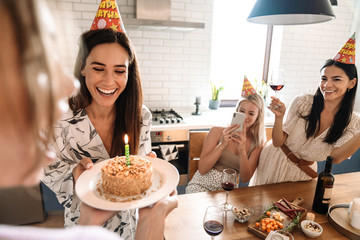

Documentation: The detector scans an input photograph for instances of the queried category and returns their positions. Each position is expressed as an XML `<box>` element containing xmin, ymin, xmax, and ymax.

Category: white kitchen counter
<box><xmin>151</xmin><ymin>107</ymin><xmax>274</xmax><ymax>132</ymax></box>
<box><xmin>151</xmin><ymin>109</ymin><xmax>359</xmax><ymax>132</ymax></box>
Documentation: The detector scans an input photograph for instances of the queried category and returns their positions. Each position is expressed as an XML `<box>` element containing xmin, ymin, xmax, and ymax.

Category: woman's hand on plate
<box><xmin>72</xmin><ymin>157</ymin><xmax>93</xmax><ymax>183</ymax></box>
<box><xmin>146</xmin><ymin>151</ymin><xmax>157</xmax><ymax>158</ymax></box>
<box><xmin>136</xmin><ymin>189</ymin><xmax>178</xmax><ymax>239</ymax></box>
<box><xmin>78</xmin><ymin>202</ymin><xmax>118</xmax><ymax>226</ymax></box>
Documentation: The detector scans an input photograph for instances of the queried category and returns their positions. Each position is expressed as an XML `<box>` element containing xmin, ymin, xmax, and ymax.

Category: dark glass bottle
<box><xmin>312</xmin><ymin>156</ymin><xmax>334</xmax><ymax>214</ymax></box>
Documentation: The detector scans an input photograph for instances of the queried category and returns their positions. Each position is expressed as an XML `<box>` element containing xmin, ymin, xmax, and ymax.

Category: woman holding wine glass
<box><xmin>250</xmin><ymin>35</ymin><xmax>360</xmax><ymax>186</ymax></box>
<box><xmin>203</xmin><ymin>206</ymin><xmax>224</xmax><ymax>239</ymax></box>
<box><xmin>186</xmin><ymin>93</ymin><xmax>265</xmax><ymax>194</ymax></box>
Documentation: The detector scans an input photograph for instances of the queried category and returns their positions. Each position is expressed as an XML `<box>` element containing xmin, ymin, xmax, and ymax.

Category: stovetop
<box><xmin>151</xmin><ymin>109</ymin><xmax>183</xmax><ymax>124</ymax></box>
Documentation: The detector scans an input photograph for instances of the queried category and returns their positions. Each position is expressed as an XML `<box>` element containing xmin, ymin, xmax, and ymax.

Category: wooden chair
<box><xmin>188</xmin><ymin>131</ymin><xmax>208</xmax><ymax>183</ymax></box>
<box><xmin>265</xmin><ymin>127</ymin><xmax>273</xmax><ymax>143</ymax></box>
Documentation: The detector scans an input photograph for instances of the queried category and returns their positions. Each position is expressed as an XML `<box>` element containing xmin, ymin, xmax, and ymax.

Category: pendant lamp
<box><xmin>248</xmin><ymin>0</ymin><xmax>335</xmax><ymax>25</ymax></box>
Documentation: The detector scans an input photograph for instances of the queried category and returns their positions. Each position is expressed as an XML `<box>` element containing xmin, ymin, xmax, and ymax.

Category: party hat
<box><xmin>90</xmin><ymin>0</ymin><xmax>126</xmax><ymax>33</ymax></box>
<box><xmin>241</xmin><ymin>75</ymin><xmax>256</xmax><ymax>97</ymax></box>
<box><xmin>333</xmin><ymin>33</ymin><xmax>355</xmax><ymax>64</ymax></box>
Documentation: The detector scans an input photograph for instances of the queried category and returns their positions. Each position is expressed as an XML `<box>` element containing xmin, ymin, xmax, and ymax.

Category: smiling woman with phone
<box><xmin>186</xmin><ymin>93</ymin><xmax>265</xmax><ymax>194</ymax></box>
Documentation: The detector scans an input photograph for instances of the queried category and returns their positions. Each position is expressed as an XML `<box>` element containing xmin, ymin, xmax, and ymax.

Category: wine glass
<box><xmin>221</xmin><ymin>168</ymin><xmax>237</xmax><ymax>211</ymax></box>
<box><xmin>269</xmin><ymin>69</ymin><xmax>285</xmax><ymax>98</ymax></box>
<box><xmin>203</xmin><ymin>206</ymin><xmax>224</xmax><ymax>240</ymax></box>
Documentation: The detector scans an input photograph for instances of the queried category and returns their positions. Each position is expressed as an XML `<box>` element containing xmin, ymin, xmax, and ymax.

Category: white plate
<box><xmin>75</xmin><ymin>156</ymin><xmax>179</xmax><ymax>211</ymax></box>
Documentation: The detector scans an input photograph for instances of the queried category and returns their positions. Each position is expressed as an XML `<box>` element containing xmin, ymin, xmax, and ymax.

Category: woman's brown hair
<box><xmin>70</xmin><ymin>29</ymin><xmax>143</xmax><ymax>157</ymax></box>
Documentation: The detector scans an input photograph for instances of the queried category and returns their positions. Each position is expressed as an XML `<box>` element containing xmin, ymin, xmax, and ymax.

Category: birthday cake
<box><xmin>101</xmin><ymin>155</ymin><xmax>153</xmax><ymax>197</ymax></box>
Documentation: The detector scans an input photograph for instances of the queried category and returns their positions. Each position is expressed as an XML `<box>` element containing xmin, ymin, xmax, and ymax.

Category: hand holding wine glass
<box><xmin>203</xmin><ymin>206</ymin><xmax>224</xmax><ymax>240</ymax></box>
<box><xmin>221</xmin><ymin>168</ymin><xmax>237</xmax><ymax>211</ymax></box>
<box><xmin>268</xmin><ymin>96</ymin><xmax>286</xmax><ymax>117</ymax></box>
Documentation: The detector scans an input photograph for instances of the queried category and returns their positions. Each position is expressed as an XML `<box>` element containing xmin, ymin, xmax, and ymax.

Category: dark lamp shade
<box><xmin>248</xmin><ymin>0</ymin><xmax>335</xmax><ymax>25</ymax></box>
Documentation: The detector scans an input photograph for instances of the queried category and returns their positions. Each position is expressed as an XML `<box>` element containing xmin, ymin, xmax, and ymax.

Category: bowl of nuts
<box><xmin>300</xmin><ymin>220</ymin><xmax>323</xmax><ymax>238</ymax></box>
<box><xmin>232</xmin><ymin>206</ymin><xmax>254</xmax><ymax>223</ymax></box>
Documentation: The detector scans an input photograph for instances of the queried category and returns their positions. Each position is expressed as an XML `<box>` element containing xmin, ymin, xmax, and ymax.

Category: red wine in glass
<box><xmin>270</xmin><ymin>70</ymin><xmax>285</xmax><ymax>98</ymax></box>
<box><xmin>270</xmin><ymin>84</ymin><xmax>284</xmax><ymax>92</ymax></box>
<box><xmin>221</xmin><ymin>168</ymin><xmax>237</xmax><ymax>211</ymax></box>
<box><xmin>221</xmin><ymin>182</ymin><xmax>235</xmax><ymax>191</ymax></box>
<box><xmin>203</xmin><ymin>206</ymin><xmax>224</xmax><ymax>240</ymax></box>
<box><xmin>204</xmin><ymin>220</ymin><xmax>224</xmax><ymax>236</ymax></box>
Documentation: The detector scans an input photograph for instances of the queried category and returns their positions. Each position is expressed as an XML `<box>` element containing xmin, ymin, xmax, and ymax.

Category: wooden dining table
<box><xmin>165</xmin><ymin>172</ymin><xmax>360</xmax><ymax>240</ymax></box>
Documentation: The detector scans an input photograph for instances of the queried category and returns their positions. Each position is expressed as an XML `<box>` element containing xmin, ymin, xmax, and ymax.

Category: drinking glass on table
<box><xmin>221</xmin><ymin>168</ymin><xmax>237</xmax><ymax>211</ymax></box>
<box><xmin>203</xmin><ymin>206</ymin><xmax>224</xmax><ymax>240</ymax></box>
<box><xmin>269</xmin><ymin>69</ymin><xmax>285</xmax><ymax>98</ymax></box>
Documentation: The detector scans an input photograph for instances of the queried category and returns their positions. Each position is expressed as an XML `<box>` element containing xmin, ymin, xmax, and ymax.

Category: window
<box><xmin>210</xmin><ymin>0</ymin><xmax>268</xmax><ymax>99</ymax></box>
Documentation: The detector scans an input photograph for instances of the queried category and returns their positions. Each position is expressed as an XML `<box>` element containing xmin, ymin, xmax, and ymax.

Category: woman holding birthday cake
<box><xmin>42</xmin><ymin>1</ymin><xmax>177</xmax><ymax>239</ymax></box>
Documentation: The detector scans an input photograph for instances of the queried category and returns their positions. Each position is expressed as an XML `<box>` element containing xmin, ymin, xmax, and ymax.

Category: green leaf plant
<box><xmin>210</xmin><ymin>81</ymin><xmax>224</xmax><ymax>101</ymax></box>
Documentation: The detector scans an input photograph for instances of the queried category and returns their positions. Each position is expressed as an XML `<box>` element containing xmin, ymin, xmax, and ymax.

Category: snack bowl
<box><xmin>265</xmin><ymin>230</ymin><xmax>294</xmax><ymax>240</ymax></box>
<box><xmin>301</xmin><ymin>220</ymin><xmax>323</xmax><ymax>238</ymax></box>
<box><xmin>231</xmin><ymin>206</ymin><xmax>254</xmax><ymax>223</ymax></box>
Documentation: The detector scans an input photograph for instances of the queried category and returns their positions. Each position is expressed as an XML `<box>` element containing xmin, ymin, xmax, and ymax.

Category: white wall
<box><xmin>48</xmin><ymin>0</ymin><xmax>214</xmax><ymax>110</ymax></box>
<box><xmin>49</xmin><ymin>0</ymin><xmax>358</xmax><ymax>111</ymax></box>
<box><xmin>272</xmin><ymin>1</ymin><xmax>358</xmax><ymax>109</ymax></box>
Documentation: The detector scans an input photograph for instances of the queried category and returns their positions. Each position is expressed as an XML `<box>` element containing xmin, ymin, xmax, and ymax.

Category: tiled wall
<box><xmin>274</xmin><ymin>1</ymin><xmax>358</xmax><ymax>110</ymax></box>
<box><xmin>49</xmin><ymin>0</ymin><xmax>214</xmax><ymax>110</ymax></box>
<box><xmin>49</xmin><ymin>0</ymin><xmax>359</xmax><ymax>111</ymax></box>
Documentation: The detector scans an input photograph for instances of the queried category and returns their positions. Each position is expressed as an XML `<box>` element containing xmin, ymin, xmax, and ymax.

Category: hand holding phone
<box><xmin>230</xmin><ymin>112</ymin><xmax>246</xmax><ymax>132</ymax></box>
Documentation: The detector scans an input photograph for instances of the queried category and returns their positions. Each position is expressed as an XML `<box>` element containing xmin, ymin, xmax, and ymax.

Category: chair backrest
<box><xmin>265</xmin><ymin>127</ymin><xmax>272</xmax><ymax>143</ymax></box>
<box><xmin>188</xmin><ymin>131</ymin><xmax>208</xmax><ymax>182</ymax></box>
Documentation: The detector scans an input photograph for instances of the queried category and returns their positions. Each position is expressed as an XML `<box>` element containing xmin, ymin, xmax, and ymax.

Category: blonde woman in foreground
<box><xmin>0</xmin><ymin>0</ymin><xmax>177</xmax><ymax>239</ymax></box>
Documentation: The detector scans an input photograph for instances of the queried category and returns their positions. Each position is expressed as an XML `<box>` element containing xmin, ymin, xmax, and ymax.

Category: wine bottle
<box><xmin>312</xmin><ymin>156</ymin><xmax>335</xmax><ymax>214</ymax></box>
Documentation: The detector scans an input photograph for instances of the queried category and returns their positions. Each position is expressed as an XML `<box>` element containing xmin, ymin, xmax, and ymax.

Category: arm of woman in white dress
<box><xmin>330</xmin><ymin>132</ymin><xmax>360</xmax><ymax>164</ymax></box>
<box><xmin>268</xmin><ymin>96</ymin><xmax>288</xmax><ymax>147</ymax></box>
<box><xmin>231</xmin><ymin>123</ymin><xmax>263</xmax><ymax>182</ymax></box>
<box><xmin>198</xmin><ymin>125</ymin><xmax>238</xmax><ymax>175</ymax></box>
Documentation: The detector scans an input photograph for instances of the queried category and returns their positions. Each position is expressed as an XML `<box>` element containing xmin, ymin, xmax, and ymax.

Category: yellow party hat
<box><xmin>241</xmin><ymin>75</ymin><xmax>256</xmax><ymax>97</ymax></box>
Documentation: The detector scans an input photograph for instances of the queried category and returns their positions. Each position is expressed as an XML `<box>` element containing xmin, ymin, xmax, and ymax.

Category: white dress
<box><xmin>42</xmin><ymin>106</ymin><xmax>152</xmax><ymax>240</ymax></box>
<box><xmin>250</xmin><ymin>94</ymin><xmax>360</xmax><ymax>186</ymax></box>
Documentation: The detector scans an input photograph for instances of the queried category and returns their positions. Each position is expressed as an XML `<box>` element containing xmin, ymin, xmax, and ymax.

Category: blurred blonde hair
<box><xmin>0</xmin><ymin>0</ymin><xmax>57</xmax><ymax>172</ymax></box>
<box><xmin>236</xmin><ymin>94</ymin><xmax>265</xmax><ymax>147</ymax></box>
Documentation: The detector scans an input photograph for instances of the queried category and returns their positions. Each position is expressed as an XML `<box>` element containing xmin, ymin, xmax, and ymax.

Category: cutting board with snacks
<box><xmin>247</xmin><ymin>197</ymin><xmax>307</xmax><ymax>239</ymax></box>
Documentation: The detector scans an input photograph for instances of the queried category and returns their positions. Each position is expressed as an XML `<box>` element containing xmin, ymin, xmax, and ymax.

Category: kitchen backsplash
<box><xmin>49</xmin><ymin>0</ymin><xmax>214</xmax><ymax>110</ymax></box>
<box><xmin>49</xmin><ymin>0</ymin><xmax>359</xmax><ymax>112</ymax></box>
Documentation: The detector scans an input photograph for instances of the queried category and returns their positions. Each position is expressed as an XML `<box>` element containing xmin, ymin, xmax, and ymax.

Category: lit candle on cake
<box><xmin>124</xmin><ymin>134</ymin><xmax>130</xmax><ymax>166</ymax></box>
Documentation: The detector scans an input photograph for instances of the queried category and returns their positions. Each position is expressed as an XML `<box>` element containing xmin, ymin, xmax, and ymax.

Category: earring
<box><xmin>347</xmin><ymin>88</ymin><xmax>350</xmax><ymax>92</ymax></box>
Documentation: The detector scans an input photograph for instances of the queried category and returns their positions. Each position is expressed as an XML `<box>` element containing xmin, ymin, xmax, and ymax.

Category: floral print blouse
<box><xmin>42</xmin><ymin>105</ymin><xmax>152</xmax><ymax>240</ymax></box>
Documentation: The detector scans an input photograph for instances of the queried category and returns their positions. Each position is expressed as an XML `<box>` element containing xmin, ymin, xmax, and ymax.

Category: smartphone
<box><xmin>230</xmin><ymin>112</ymin><xmax>246</xmax><ymax>132</ymax></box>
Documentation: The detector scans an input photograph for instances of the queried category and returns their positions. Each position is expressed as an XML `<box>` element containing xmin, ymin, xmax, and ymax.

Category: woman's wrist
<box><xmin>217</xmin><ymin>142</ymin><xmax>227</xmax><ymax>150</ymax></box>
<box><xmin>237</xmin><ymin>150</ymin><xmax>247</xmax><ymax>159</ymax></box>
<box><xmin>274</xmin><ymin>115</ymin><xmax>284</xmax><ymax>122</ymax></box>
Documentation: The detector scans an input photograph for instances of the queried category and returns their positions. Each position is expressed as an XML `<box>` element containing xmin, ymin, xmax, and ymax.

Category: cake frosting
<box><xmin>101</xmin><ymin>155</ymin><xmax>153</xmax><ymax>197</ymax></box>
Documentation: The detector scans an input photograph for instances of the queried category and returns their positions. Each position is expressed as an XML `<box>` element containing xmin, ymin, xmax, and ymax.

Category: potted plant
<box><xmin>209</xmin><ymin>81</ymin><xmax>224</xmax><ymax>110</ymax></box>
<box><xmin>254</xmin><ymin>77</ymin><xmax>268</xmax><ymax>100</ymax></box>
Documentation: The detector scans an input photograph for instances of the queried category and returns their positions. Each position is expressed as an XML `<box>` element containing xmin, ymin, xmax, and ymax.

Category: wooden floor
<box><xmin>29</xmin><ymin>211</ymin><xmax>64</xmax><ymax>228</ymax></box>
